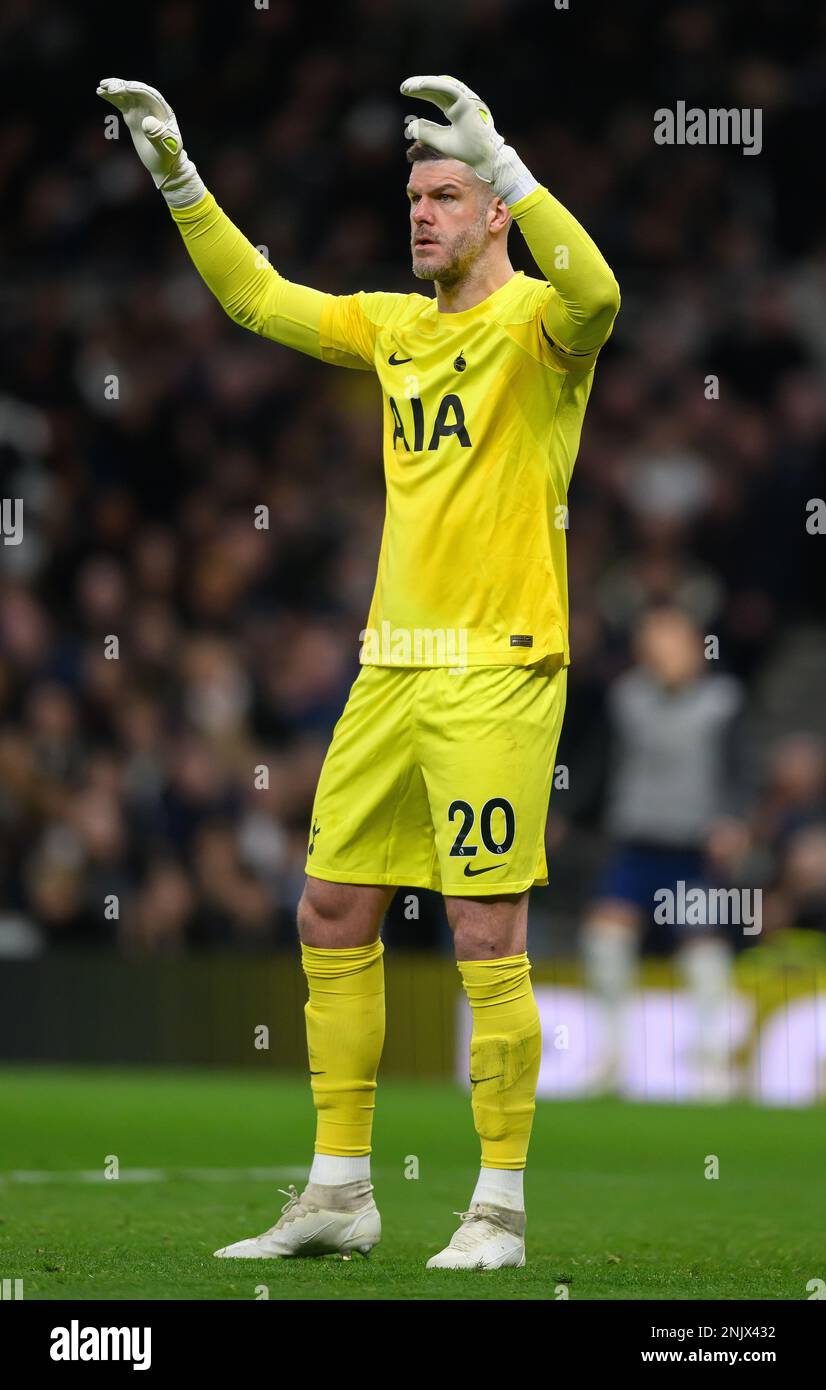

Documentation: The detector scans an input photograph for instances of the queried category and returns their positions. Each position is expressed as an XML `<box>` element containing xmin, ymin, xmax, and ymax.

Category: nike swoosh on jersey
<box><xmin>388</xmin><ymin>352</ymin><xmax>413</xmax><ymax>365</ymax></box>
<box><xmin>463</xmin><ymin>863</ymin><xmax>507</xmax><ymax>877</ymax></box>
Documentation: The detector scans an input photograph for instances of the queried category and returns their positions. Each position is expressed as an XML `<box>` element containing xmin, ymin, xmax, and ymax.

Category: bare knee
<box><xmin>298</xmin><ymin>877</ymin><xmax>392</xmax><ymax>948</ymax></box>
<box><xmin>446</xmin><ymin>892</ymin><xmax>529</xmax><ymax>960</ymax></box>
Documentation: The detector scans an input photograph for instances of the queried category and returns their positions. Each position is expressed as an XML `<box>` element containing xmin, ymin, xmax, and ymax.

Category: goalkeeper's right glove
<box><xmin>400</xmin><ymin>75</ymin><xmax>538</xmax><ymax>206</ymax></box>
<box><xmin>96</xmin><ymin>78</ymin><xmax>205</xmax><ymax>209</ymax></box>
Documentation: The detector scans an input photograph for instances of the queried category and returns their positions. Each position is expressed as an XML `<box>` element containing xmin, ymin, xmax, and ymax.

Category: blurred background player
<box><xmin>582</xmin><ymin>605</ymin><xmax>752</xmax><ymax>1098</ymax></box>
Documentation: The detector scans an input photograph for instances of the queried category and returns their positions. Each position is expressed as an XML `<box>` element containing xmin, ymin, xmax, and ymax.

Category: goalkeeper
<box><xmin>98</xmin><ymin>74</ymin><xmax>620</xmax><ymax>1270</ymax></box>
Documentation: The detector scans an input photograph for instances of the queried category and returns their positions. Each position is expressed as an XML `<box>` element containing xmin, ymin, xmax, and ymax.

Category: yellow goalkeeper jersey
<box><xmin>171</xmin><ymin>187</ymin><xmax>619</xmax><ymax>667</ymax></box>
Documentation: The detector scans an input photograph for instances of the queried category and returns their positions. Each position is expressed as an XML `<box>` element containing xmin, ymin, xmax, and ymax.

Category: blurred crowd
<box><xmin>1</xmin><ymin>0</ymin><xmax>825</xmax><ymax>955</ymax></box>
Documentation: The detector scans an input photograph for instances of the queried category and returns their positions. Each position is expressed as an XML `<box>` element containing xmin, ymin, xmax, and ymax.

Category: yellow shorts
<box><xmin>305</xmin><ymin>655</ymin><xmax>568</xmax><ymax>896</ymax></box>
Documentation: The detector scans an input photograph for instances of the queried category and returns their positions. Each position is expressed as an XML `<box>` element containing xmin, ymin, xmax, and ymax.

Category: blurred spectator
<box><xmin>581</xmin><ymin>606</ymin><xmax>753</xmax><ymax>1098</ymax></box>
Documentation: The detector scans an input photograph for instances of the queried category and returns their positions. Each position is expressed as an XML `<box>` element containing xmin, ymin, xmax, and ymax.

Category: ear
<box><xmin>488</xmin><ymin>195</ymin><xmax>511</xmax><ymax>235</ymax></box>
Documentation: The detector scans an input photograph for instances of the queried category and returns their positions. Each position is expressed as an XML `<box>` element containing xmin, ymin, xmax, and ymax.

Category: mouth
<box><xmin>413</xmin><ymin>237</ymin><xmax>439</xmax><ymax>250</ymax></box>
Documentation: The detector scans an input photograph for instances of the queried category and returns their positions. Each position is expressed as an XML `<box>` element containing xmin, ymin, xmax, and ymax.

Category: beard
<box><xmin>411</xmin><ymin>209</ymin><xmax>489</xmax><ymax>287</ymax></box>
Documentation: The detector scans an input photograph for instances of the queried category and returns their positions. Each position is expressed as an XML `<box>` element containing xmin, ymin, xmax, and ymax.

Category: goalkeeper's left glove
<box><xmin>96</xmin><ymin>77</ymin><xmax>205</xmax><ymax>209</ymax></box>
<box><xmin>400</xmin><ymin>74</ymin><xmax>538</xmax><ymax>206</ymax></box>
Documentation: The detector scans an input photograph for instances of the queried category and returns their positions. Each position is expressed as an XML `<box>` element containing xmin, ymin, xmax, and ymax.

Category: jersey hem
<box><xmin>358</xmin><ymin>645</ymin><xmax>570</xmax><ymax>669</ymax></box>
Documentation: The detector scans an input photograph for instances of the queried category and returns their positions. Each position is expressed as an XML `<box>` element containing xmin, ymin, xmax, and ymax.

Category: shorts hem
<box><xmin>305</xmin><ymin>863</ymin><xmax>546</xmax><ymax>894</ymax></box>
<box><xmin>305</xmin><ymin>863</ymin><xmax>434</xmax><ymax>889</ymax></box>
<box><xmin>442</xmin><ymin>879</ymin><xmax>545</xmax><ymax>896</ymax></box>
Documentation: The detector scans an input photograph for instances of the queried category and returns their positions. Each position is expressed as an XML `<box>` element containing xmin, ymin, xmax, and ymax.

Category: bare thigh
<box><xmin>298</xmin><ymin>876</ymin><xmax>395</xmax><ymax>948</ymax></box>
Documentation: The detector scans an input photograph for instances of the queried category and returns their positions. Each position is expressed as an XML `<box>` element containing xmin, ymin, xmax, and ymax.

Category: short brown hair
<box><xmin>404</xmin><ymin>139</ymin><xmax>510</xmax><ymax>230</ymax></box>
<box><xmin>405</xmin><ymin>140</ymin><xmax>449</xmax><ymax>165</ymax></box>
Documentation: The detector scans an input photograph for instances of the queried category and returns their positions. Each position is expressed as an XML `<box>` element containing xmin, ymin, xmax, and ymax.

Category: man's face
<box><xmin>637</xmin><ymin>611</ymin><xmax>703</xmax><ymax>687</ymax></box>
<box><xmin>406</xmin><ymin>158</ymin><xmax>490</xmax><ymax>285</ymax></box>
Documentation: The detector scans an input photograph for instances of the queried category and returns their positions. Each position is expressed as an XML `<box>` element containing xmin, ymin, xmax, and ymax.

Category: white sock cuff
<box><xmin>471</xmin><ymin>1166</ymin><xmax>525</xmax><ymax>1212</ymax></box>
<box><xmin>308</xmin><ymin>1153</ymin><xmax>371</xmax><ymax>1185</ymax></box>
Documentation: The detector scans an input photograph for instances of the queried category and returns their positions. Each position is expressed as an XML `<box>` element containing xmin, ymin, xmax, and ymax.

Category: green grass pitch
<box><xmin>1</xmin><ymin>1066</ymin><xmax>823</xmax><ymax>1300</ymax></box>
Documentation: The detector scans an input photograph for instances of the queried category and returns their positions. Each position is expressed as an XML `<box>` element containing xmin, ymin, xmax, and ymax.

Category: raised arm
<box><xmin>401</xmin><ymin>75</ymin><xmax>620</xmax><ymax>358</ymax></box>
<box><xmin>96</xmin><ymin>79</ymin><xmax>377</xmax><ymax>370</ymax></box>
<box><xmin>168</xmin><ymin>191</ymin><xmax>376</xmax><ymax>367</ymax></box>
<box><xmin>508</xmin><ymin>185</ymin><xmax>620</xmax><ymax>357</ymax></box>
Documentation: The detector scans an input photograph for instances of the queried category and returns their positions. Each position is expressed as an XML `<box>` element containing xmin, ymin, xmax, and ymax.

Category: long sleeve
<box><xmin>168</xmin><ymin>190</ymin><xmax>377</xmax><ymax>370</ymax></box>
<box><xmin>509</xmin><ymin>185</ymin><xmax>620</xmax><ymax>358</ymax></box>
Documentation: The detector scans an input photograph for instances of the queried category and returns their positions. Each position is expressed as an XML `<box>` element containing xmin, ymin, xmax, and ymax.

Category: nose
<box><xmin>412</xmin><ymin>197</ymin><xmax>433</xmax><ymax>224</ymax></box>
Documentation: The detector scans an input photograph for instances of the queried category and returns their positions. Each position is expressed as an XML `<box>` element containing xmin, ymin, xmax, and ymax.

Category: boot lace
<box><xmin>262</xmin><ymin>1184</ymin><xmax>319</xmax><ymax>1234</ymax></box>
<box><xmin>448</xmin><ymin>1205</ymin><xmax>501</xmax><ymax>1251</ymax></box>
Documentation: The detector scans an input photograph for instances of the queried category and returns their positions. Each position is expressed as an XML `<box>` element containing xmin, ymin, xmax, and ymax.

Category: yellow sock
<box><xmin>301</xmin><ymin>940</ymin><xmax>385</xmax><ymax>1157</ymax></box>
<box><xmin>457</xmin><ymin>953</ymin><xmax>541</xmax><ymax>1170</ymax></box>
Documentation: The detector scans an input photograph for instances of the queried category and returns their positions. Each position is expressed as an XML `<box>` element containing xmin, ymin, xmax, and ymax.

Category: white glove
<box><xmin>96</xmin><ymin>78</ymin><xmax>205</xmax><ymax>209</ymax></box>
<box><xmin>400</xmin><ymin>75</ymin><xmax>538</xmax><ymax>206</ymax></box>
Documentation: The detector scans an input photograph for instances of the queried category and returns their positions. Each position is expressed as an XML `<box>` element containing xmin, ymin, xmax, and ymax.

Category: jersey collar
<box><xmin>426</xmin><ymin>270</ymin><xmax>525</xmax><ymax>326</ymax></box>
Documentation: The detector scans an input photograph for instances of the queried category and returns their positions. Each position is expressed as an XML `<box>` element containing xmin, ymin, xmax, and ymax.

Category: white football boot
<box><xmin>426</xmin><ymin>1202</ymin><xmax>526</xmax><ymax>1270</ymax></box>
<box><xmin>213</xmin><ymin>1180</ymin><xmax>380</xmax><ymax>1259</ymax></box>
